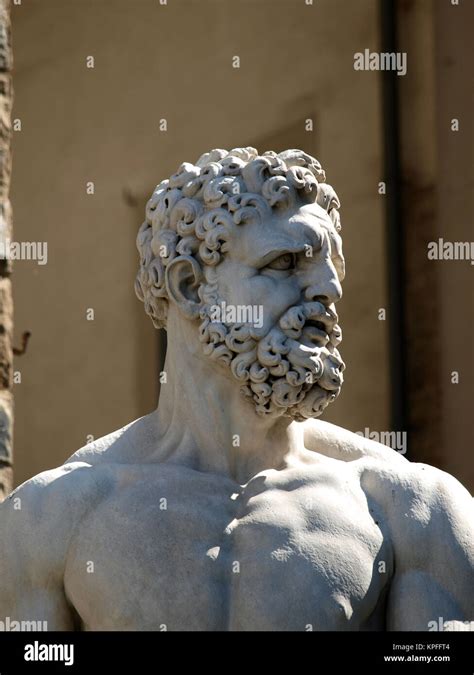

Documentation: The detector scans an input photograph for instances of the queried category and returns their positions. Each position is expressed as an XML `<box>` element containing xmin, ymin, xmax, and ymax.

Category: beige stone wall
<box><xmin>10</xmin><ymin>0</ymin><xmax>390</xmax><ymax>486</ymax></box>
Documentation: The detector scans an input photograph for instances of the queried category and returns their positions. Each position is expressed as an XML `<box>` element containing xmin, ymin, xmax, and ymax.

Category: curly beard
<box><xmin>198</xmin><ymin>297</ymin><xmax>345</xmax><ymax>421</ymax></box>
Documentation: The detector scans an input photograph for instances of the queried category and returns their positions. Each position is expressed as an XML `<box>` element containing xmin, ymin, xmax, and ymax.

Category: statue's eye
<box><xmin>266</xmin><ymin>253</ymin><xmax>296</xmax><ymax>271</ymax></box>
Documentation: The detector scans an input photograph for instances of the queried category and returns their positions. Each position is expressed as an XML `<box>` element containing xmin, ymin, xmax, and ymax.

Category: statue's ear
<box><xmin>165</xmin><ymin>255</ymin><xmax>203</xmax><ymax>320</ymax></box>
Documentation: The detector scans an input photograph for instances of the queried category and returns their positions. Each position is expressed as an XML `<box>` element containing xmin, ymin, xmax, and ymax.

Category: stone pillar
<box><xmin>396</xmin><ymin>0</ymin><xmax>441</xmax><ymax>468</ymax></box>
<box><xmin>0</xmin><ymin>0</ymin><xmax>13</xmax><ymax>498</ymax></box>
<box><xmin>397</xmin><ymin>0</ymin><xmax>474</xmax><ymax>492</ymax></box>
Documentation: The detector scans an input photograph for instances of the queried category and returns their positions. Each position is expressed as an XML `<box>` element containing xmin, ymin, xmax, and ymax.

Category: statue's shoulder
<box><xmin>0</xmin><ymin>460</ymin><xmax>106</xmax><ymax>575</ymax></box>
<box><xmin>304</xmin><ymin>418</ymin><xmax>472</xmax><ymax>507</ymax></box>
<box><xmin>0</xmin><ymin>414</ymin><xmax>159</xmax><ymax>538</ymax></box>
<box><xmin>65</xmin><ymin>413</ymin><xmax>159</xmax><ymax>466</ymax></box>
<box><xmin>357</xmin><ymin>452</ymin><xmax>473</xmax><ymax>510</ymax></box>
<box><xmin>356</xmin><ymin>454</ymin><xmax>474</xmax><ymax>589</ymax></box>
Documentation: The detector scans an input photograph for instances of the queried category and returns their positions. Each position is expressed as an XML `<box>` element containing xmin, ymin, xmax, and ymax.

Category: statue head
<box><xmin>136</xmin><ymin>147</ymin><xmax>345</xmax><ymax>421</ymax></box>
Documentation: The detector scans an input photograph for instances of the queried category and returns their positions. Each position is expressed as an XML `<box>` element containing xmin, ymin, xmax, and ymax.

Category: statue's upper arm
<box><xmin>0</xmin><ymin>467</ymin><xmax>83</xmax><ymax>630</ymax></box>
<box><xmin>385</xmin><ymin>467</ymin><xmax>474</xmax><ymax>630</ymax></box>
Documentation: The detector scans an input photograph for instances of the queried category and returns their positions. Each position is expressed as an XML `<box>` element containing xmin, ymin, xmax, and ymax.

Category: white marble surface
<box><xmin>1</xmin><ymin>149</ymin><xmax>472</xmax><ymax>631</ymax></box>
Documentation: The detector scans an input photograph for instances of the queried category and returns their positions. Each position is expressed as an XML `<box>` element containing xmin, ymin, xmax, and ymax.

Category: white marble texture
<box><xmin>0</xmin><ymin>148</ymin><xmax>472</xmax><ymax>631</ymax></box>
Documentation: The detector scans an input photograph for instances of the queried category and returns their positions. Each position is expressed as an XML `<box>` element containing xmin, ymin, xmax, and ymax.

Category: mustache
<box><xmin>201</xmin><ymin>300</ymin><xmax>341</xmax><ymax>350</ymax></box>
<box><xmin>256</xmin><ymin>300</ymin><xmax>341</xmax><ymax>365</ymax></box>
<box><xmin>278</xmin><ymin>301</ymin><xmax>340</xmax><ymax>346</ymax></box>
<box><xmin>201</xmin><ymin>301</ymin><xmax>344</xmax><ymax>375</ymax></box>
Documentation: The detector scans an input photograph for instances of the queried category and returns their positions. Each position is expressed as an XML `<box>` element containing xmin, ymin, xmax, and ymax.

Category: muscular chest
<box><xmin>64</xmin><ymin>465</ymin><xmax>391</xmax><ymax>631</ymax></box>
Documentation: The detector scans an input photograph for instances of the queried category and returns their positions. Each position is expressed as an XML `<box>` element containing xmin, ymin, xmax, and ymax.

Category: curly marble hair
<box><xmin>135</xmin><ymin>147</ymin><xmax>341</xmax><ymax>330</ymax></box>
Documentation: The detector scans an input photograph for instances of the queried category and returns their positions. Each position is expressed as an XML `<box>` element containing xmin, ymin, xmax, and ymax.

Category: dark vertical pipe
<box><xmin>380</xmin><ymin>0</ymin><xmax>407</xmax><ymax>434</ymax></box>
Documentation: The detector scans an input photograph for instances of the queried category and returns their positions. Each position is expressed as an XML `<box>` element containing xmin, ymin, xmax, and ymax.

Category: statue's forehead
<box><xmin>227</xmin><ymin>202</ymin><xmax>338</xmax><ymax>263</ymax></box>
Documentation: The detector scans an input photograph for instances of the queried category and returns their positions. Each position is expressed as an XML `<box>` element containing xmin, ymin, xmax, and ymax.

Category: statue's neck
<box><xmin>152</xmin><ymin>321</ymin><xmax>303</xmax><ymax>484</ymax></box>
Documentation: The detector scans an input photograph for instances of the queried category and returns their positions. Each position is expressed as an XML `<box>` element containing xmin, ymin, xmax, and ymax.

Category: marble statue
<box><xmin>1</xmin><ymin>148</ymin><xmax>473</xmax><ymax>631</ymax></box>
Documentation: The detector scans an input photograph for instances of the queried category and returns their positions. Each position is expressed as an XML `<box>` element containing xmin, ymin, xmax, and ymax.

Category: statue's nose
<box><xmin>303</xmin><ymin>261</ymin><xmax>343</xmax><ymax>305</ymax></box>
